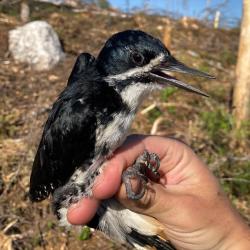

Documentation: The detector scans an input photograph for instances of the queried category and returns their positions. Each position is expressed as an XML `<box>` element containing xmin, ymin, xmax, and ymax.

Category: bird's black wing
<box><xmin>29</xmin><ymin>82</ymin><xmax>99</xmax><ymax>202</ymax></box>
<box><xmin>29</xmin><ymin>53</ymin><xmax>102</xmax><ymax>202</ymax></box>
<box><xmin>67</xmin><ymin>53</ymin><xmax>96</xmax><ymax>86</ymax></box>
<box><xmin>29</xmin><ymin>51</ymin><xmax>126</xmax><ymax>202</ymax></box>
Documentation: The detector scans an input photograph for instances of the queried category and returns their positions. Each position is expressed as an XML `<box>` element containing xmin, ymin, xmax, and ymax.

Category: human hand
<box><xmin>67</xmin><ymin>135</ymin><xmax>250</xmax><ymax>250</ymax></box>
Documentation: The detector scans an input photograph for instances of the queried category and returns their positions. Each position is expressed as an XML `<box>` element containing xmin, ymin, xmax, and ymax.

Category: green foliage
<box><xmin>0</xmin><ymin>1</ymin><xmax>70</xmax><ymax>18</ymax></box>
<box><xmin>81</xmin><ymin>0</ymin><xmax>110</xmax><ymax>8</ymax></box>
<box><xmin>220</xmin><ymin>162</ymin><xmax>250</xmax><ymax>198</ymax></box>
<box><xmin>167</xmin><ymin>106</ymin><xmax>176</xmax><ymax>115</ymax></box>
<box><xmin>96</xmin><ymin>0</ymin><xmax>110</xmax><ymax>9</ymax></box>
<box><xmin>160</xmin><ymin>87</ymin><xmax>177</xmax><ymax>102</ymax></box>
<box><xmin>33</xmin><ymin>2</ymin><xmax>64</xmax><ymax>12</ymax></box>
<box><xmin>32</xmin><ymin>235</ymin><xmax>43</xmax><ymax>247</ymax></box>
<box><xmin>147</xmin><ymin>107</ymin><xmax>162</xmax><ymax>123</ymax></box>
<box><xmin>78</xmin><ymin>226</ymin><xmax>91</xmax><ymax>241</ymax></box>
<box><xmin>198</xmin><ymin>62</ymin><xmax>210</xmax><ymax>73</ymax></box>
<box><xmin>200</xmin><ymin>108</ymin><xmax>233</xmax><ymax>153</ymax></box>
<box><xmin>210</xmin><ymin>86</ymin><xmax>227</xmax><ymax>101</ymax></box>
<box><xmin>201</xmin><ymin>109</ymin><xmax>232</xmax><ymax>136</ymax></box>
<box><xmin>201</xmin><ymin>109</ymin><xmax>250</xmax><ymax>206</ymax></box>
<box><xmin>220</xmin><ymin>49</ymin><xmax>237</xmax><ymax>66</ymax></box>
<box><xmin>47</xmin><ymin>221</ymin><xmax>55</xmax><ymax>230</ymax></box>
<box><xmin>0</xmin><ymin>113</ymin><xmax>20</xmax><ymax>139</ymax></box>
<box><xmin>0</xmin><ymin>2</ymin><xmax>19</xmax><ymax>16</ymax></box>
<box><xmin>235</xmin><ymin>120</ymin><xmax>250</xmax><ymax>140</ymax></box>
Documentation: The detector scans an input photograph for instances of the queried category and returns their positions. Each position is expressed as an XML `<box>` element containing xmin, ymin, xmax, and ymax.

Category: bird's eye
<box><xmin>132</xmin><ymin>52</ymin><xmax>144</xmax><ymax>66</ymax></box>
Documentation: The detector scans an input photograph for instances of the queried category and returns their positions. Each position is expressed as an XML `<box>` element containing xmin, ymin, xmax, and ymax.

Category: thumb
<box><xmin>116</xmin><ymin>180</ymin><xmax>179</xmax><ymax>221</ymax></box>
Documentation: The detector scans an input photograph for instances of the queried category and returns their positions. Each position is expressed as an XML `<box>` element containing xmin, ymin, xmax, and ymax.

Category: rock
<box><xmin>187</xmin><ymin>50</ymin><xmax>199</xmax><ymax>58</ymax></box>
<box><xmin>9</xmin><ymin>21</ymin><xmax>64</xmax><ymax>71</ymax></box>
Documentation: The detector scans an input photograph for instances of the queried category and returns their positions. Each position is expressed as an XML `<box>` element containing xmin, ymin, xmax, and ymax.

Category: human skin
<box><xmin>67</xmin><ymin>135</ymin><xmax>250</xmax><ymax>250</ymax></box>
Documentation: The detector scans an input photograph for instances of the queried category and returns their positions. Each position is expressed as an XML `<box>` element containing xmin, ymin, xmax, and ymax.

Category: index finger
<box><xmin>92</xmin><ymin>134</ymin><xmax>146</xmax><ymax>199</ymax></box>
<box><xmin>93</xmin><ymin>134</ymin><xmax>178</xmax><ymax>200</ymax></box>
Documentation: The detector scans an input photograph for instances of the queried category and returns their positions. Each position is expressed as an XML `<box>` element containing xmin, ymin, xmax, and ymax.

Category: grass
<box><xmin>235</xmin><ymin>120</ymin><xmax>250</xmax><ymax>140</ymax></box>
<box><xmin>219</xmin><ymin>161</ymin><xmax>250</xmax><ymax>199</ymax></box>
<box><xmin>147</xmin><ymin>107</ymin><xmax>162</xmax><ymax>123</ymax></box>
<box><xmin>78</xmin><ymin>226</ymin><xmax>91</xmax><ymax>241</ymax></box>
<box><xmin>167</xmin><ymin>106</ymin><xmax>176</xmax><ymax>115</ymax></box>
<box><xmin>47</xmin><ymin>221</ymin><xmax>55</xmax><ymax>230</ymax></box>
<box><xmin>160</xmin><ymin>87</ymin><xmax>178</xmax><ymax>102</ymax></box>
<box><xmin>199</xmin><ymin>107</ymin><xmax>250</xmax><ymax>206</ymax></box>
<box><xmin>220</xmin><ymin>49</ymin><xmax>237</xmax><ymax>66</ymax></box>
<box><xmin>0</xmin><ymin>1</ymin><xmax>71</xmax><ymax>19</ymax></box>
<box><xmin>0</xmin><ymin>113</ymin><xmax>20</xmax><ymax>139</ymax></box>
<box><xmin>0</xmin><ymin>2</ymin><xmax>20</xmax><ymax>17</ymax></box>
<box><xmin>200</xmin><ymin>108</ymin><xmax>233</xmax><ymax>153</ymax></box>
<box><xmin>198</xmin><ymin>62</ymin><xmax>210</xmax><ymax>73</ymax></box>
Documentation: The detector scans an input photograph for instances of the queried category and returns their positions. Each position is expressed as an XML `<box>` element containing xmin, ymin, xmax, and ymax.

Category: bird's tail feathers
<box><xmin>97</xmin><ymin>199</ymin><xmax>176</xmax><ymax>250</ymax></box>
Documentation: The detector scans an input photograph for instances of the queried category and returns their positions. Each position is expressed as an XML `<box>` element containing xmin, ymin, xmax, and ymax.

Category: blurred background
<box><xmin>0</xmin><ymin>0</ymin><xmax>249</xmax><ymax>249</ymax></box>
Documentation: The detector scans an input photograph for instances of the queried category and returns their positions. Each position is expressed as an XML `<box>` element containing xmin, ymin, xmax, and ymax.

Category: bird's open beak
<box><xmin>150</xmin><ymin>56</ymin><xmax>215</xmax><ymax>97</ymax></box>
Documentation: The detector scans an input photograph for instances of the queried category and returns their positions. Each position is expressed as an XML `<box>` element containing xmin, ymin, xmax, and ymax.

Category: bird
<box><xmin>29</xmin><ymin>30</ymin><xmax>214</xmax><ymax>250</ymax></box>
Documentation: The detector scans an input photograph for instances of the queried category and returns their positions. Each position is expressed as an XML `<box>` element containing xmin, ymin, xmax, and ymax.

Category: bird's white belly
<box><xmin>96</xmin><ymin>111</ymin><xmax>135</xmax><ymax>154</ymax></box>
<box><xmin>60</xmin><ymin>111</ymin><xmax>136</xmax><ymax>203</ymax></box>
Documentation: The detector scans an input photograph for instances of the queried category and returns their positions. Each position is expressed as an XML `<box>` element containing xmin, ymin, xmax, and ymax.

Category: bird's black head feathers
<box><xmin>97</xmin><ymin>30</ymin><xmax>169</xmax><ymax>76</ymax></box>
<box><xmin>97</xmin><ymin>30</ymin><xmax>213</xmax><ymax>96</ymax></box>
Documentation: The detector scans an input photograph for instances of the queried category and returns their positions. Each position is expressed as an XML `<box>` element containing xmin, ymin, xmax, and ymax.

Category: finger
<box><xmin>116</xmin><ymin>134</ymin><xmax>175</xmax><ymax>166</ymax></box>
<box><xmin>143</xmin><ymin>136</ymin><xmax>186</xmax><ymax>172</ymax></box>
<box><xmin>124</xmin><ymin>135</ymin><xmax>191</xmax><ymax>175</ymax></box>
<box><xmin>67</xmin><ymin>135</ymin><xmax>195</xmax><ymax>224</ymax></box>
<box><xmin>93</xmin><ymin>158</ymin><xmax>124</xmax><ymax>200</ymax></box>
<box><xmin>142</xmin><ymin>136</ymin><xmax>212</xmax><ymax>186</ymax></box>
<box><xmin>67</xmin><ymin>198</ymin><xmax>99</xmax><ymax>225</ymax></box>
<box><xmin>66</xmin><ymin>136</ymin><xmax>148</xmax><ymax>223</ymax></box>
<box><xmin>92</xmin><ymin>135</ymin><xmax>185</xmax><ymax>199</ymax></box>
<box><xmin>92</xmin><ymin>136</ymin><xmax>146</xmax><ymax>199</ymax></box>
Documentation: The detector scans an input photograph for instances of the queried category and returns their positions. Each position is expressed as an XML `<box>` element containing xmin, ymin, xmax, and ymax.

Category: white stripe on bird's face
<box><xmin>105</xmin><ymin>54</ymin><xmax>165</xmax><ymax>112</ymax></box>
<box><xmin>105</xmin><ymin>53</ymin><xmax>165</xmax><ymax>82</ymax></box>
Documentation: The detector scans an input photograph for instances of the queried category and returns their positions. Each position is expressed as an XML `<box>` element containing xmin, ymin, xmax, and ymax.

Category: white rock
<box><xmin>9</xmin><ymin>21</ymin><xmax>65</xmax><ymax>71</ymax></box>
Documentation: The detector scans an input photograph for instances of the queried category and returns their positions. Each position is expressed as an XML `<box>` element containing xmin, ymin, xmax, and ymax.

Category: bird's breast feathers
<box><xmin>95</xmin><ymin>110</ymin><xmax>136</xmax><ymax>156</ymax></box>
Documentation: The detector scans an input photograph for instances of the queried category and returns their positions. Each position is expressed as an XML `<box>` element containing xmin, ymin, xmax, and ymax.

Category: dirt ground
<box><xmin>0</xmin><ymin>3</ymin><xmax>249</xmax><ymax>250</ymax></box>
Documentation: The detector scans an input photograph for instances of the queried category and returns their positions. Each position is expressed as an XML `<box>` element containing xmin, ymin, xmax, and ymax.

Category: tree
<box><xmin>0</xmin><ymin>0</ymin><xmax>31</xmax><ymax>23</ymax></box>
<box><xmin>20</xmin><ymin>0</ymin><xmax>30</xmax><ymax>23</ymax></box>
<box><xmin>233</xmin><ymin>0</ymin><xmax>250</xmax><ymax>128</ymax></box>
<box><xmin>96</xmin><ymin>0</ymin><xmax>110</xmax><ymax>9</ymax></box>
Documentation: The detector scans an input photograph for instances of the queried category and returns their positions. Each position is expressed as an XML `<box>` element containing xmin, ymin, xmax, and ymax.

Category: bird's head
<box><xmin>97</xmin><ymin>30</ymin><xmax>214</xmax><ymax>108</ymax></box>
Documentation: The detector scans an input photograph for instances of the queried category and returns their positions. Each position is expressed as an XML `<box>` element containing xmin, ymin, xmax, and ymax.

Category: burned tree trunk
<box><xmin>233</xmin><ymin>0</ymin><xmax>250</xmax><ymax>128</ymax></box>
<box><xmin>20</xmin><ymin>0</ymin><xmax>30</xmax><ymax>23</ymax></box>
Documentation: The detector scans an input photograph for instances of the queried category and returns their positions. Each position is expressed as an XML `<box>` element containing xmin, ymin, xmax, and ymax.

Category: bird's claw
<box><xmin>145</xmin><ymin>152</ymin><xmax>161</xmax><ymax>178</ymax></box>
<box><xmin>122</xmin><ymin>150</ymin><xmax>160</xmax><ymax>200</ymax></box>
<box><xmin>122</xmin><ymin>166</ymin><xmax>147</xmax><ymax>200</ymax></box>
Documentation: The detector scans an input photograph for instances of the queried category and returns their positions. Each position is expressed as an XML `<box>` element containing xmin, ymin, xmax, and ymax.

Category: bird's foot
<box><xmin>122</xmin><ymin>150</ymin><xmax>160</xmax><ymax>200</ymax></box>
